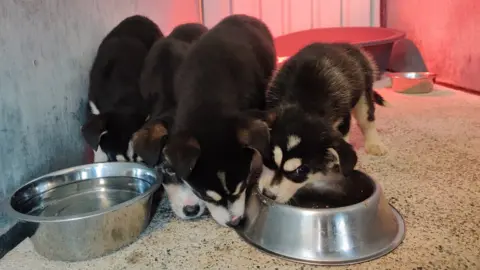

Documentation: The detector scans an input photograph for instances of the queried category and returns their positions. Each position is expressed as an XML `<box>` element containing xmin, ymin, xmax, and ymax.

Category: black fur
<box><xmin>169</xmin><ymin>23</ymin><xmax>209</xmax><ymax>44</ymax></box>
<box><xmin>331</xmin><ymin>43</ymin><xmax>387</xmax><ymax>121</ymax></box>
<box><xmin>103</xmin><ymin>15</ymin><xmax>163</xmax><ymax>49</ymax></box>
<box><xmin>259</xmin><ymin>42</ymin><xmax>389</xmax><ymax>202</ymax></box>
<box><xmin>133</xmin><ymin>23</ymin><xmax>209</xmax><ymax>166</ymax></box>
<box><xmin>373</xmin><ymin>91</ymin><xmax>386</xmax><ymax>106</ymax></box>
<box><xmin>162</xmin><ymin>15</ymin><xmax>276</xmax><ymax>224</ymax></box>
<box><xmin>82</xmin><ymin>15</ymin><xmax>162</xmax><ymax>162</ymax></box>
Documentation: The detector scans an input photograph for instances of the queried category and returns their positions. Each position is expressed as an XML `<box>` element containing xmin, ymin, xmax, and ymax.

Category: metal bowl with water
<box><xmin>386</xmin><ymin>72</ymin><xmax>436</xmax><ymax>94</ymax></box>
<box><xmin>237</xmin><ymin>170</ymin><xmax>405</xmax><ymax>266</ymax></box>
<box><xmin>4</xmin><ymin>162</ymin><xmax>161</xmax><ymax>261</ymax></box>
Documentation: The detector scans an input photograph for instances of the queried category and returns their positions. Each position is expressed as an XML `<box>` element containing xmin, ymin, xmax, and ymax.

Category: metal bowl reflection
<box><xmin>237</xmin><ymin>170</ymin><xmax>405</xmax><ymax>266</ymax></box>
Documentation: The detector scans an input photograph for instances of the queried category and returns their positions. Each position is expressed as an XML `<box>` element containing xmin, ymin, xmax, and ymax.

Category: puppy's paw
<box><xmin>365</xmin><ymin>141</ymin><xmax>388</xmax><ymax>156</ymax></box>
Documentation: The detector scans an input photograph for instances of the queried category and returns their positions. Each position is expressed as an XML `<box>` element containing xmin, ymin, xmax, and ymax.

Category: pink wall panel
<box><xmin>372</xmin><ymin>0</ymin><xmax>380</xmax><ymax>27</ymax></box>
<box><xmin>281</xmin><ymin>0</ymin><xmax>291</xmax><ymax>34</ymax></box>
<box><xmin>312</xmin><ymin>0</ymin><xmax>342</xmax><ymax>28</ymax></box>
<box><xmin>136</xmin><ymin>0</ymin><xmax>201</xmax><ymax>34</ymax></box>
<box><xmin>259</xmin><ymin>0</ymin><xmax>284</xmax><ymax>36</ymax></box>
<box><xmin>386</xmin><ymin>0</ymin><xmax>480</xmax><ymax>92</ymax></box>
<box><xmin>342</xmin><ymin>0</ymin><xmax>372</xmax><ymax>27</ymax></box>
<box><xmin>288</xmin><ymin>0</ymin><xmax>313</xmax><ymax>32</ymax></box>
<box><xmin>201</xmin><ymin>0</ymin><xmax>379</xmax><ymax>37</ymax></box>
<box><xmin>168</xmin><ymin>0</ymin><xmax>202</xmax><ymax>31</ymax></box>
<box><xmin>231</xmin><ymin>0</ymin><xmax>261</xmax><ymax>18</ymax></box>
<box><xmin>202</xmin><ymin>0</ymin><xmax>231</xmax><ymax>28</ymax></box>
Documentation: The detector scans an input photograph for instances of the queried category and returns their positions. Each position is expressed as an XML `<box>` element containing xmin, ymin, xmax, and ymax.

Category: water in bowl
<box><xmin>289</xmin><ymin>170</ymin><xmax>375</xmax><ymax>209</ymax></box>
<box><xmin>24</xmin><ymin>176</ymin><xmax>150</xmax><ymax>217</ymax></box>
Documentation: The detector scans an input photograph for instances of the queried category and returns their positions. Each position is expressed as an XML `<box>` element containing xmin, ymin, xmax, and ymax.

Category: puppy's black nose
<box><xmin>226</xmin><ymin>215</ymin><xmax>244</xmax><ymax>228</ymax></box>
<box><xmin>183</xmin><ymin>205</ymin><xmax>200</xmax><ymax>217</ymax></box>
<box><xmin>262</xmin><ymin>189</ymin><xmax>277</xmax><ymax>200</ymax></box>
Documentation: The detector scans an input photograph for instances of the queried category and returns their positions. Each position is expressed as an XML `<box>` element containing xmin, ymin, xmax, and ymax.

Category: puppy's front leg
<box><xmin>352</xmin><ymin>94</ymin><xmax>387</xmax><ymax>156</ymax></box>
<box><xmin>336</xmin><ymin>115</ymin><xmax>352</xmax><ymax>143</ymax></box>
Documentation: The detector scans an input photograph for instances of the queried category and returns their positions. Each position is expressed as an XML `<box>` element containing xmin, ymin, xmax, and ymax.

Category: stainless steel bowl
<box><xmin>4</xmin><ymin>162</ymin><xmax>161</xmax><ymax>261</ymax></box>
<box><xmin>237</xmin><ymin>170</ymin><xmax>405</xmax><ymax>266</ymax></box>
<box><xmin>386</xmin><ymin>72</ymin><xmax>436</xmax><ymax>94</ymax></box>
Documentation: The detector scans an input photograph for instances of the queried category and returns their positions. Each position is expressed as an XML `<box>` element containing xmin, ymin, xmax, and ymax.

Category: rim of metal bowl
<box><xmin>237</xmin><ymin>205</ymin><xmax>406</xmax><ymax>266</ymax></box>
<box><xmin>254</xmin><ymin>173</ymin><xmax>381</xmax><ymax>214</ymax></box>
<box><xmin>4</xmin><ymin>162</ymin><xmax>161</xmax><ymax>223</ymax></box>
<box><xmin>385</xmin><ymin>72</ymin><xmax>436</xmax><ymax>79</ymax></box>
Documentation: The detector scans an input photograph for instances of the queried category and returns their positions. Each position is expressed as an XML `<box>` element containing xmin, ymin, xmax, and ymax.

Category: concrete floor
<box><xmin>2</xmin><ymin>85</ymin><xmax>480</xmax><ymax>269</ymax></box>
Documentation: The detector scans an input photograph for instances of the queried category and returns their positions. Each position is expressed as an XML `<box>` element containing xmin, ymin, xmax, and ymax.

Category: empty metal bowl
<box><xmin>4</xmin><ymin>162</ymin><xmax>161</xmax><ymax>261</ymax></box>
<box><xmin>386</xmin><ymin>72</ymin><xmax>436</xmax><ymax>94</ymax></box>
<box><xmin>237</xmin><ymin>170</ymin><xmax>405</xmax><ymax>266</ymax></box>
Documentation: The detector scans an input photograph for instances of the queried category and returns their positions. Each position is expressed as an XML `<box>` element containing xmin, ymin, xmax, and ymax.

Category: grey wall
<box><xmin>0</xmin><ymin>0</ymin><xmax>201</xmax><ymax>201</ymax></box>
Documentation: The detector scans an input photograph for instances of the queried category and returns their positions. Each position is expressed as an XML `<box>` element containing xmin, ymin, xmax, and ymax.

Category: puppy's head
<box><xmin>81</xmin><ymin>112</ymin><xmax>145</xmax><ymax>163</ymax></box>
<box><xmin>163</xmin><ymin>113</ymin><xmax>269</xmax><ymax>227</ymax></box>
<box><xmin>132</xmin><ymin>119</ymin><xmax>207</xmax><ymax>219</ymax></box>
<box><xmin>258</xmin><ymin>107</ymin><xmax>357</xmax><ymax>203</ymax></box>
<box><xmin>158</xmin><ymin>163</ymin><xmax>206</xmax><ymax>219</ymax></box>
<box><xmin>168</xmin><ymin>23</ymin><xmax>209</xmax><ymax>44</ymax></box>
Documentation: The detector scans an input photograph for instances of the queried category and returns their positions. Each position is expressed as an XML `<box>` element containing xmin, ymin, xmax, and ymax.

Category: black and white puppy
<box><xmin>258</xmin><ymin>42</ymin><xmax>387</xmax><ymax>203</ymax></box>
<box><xmin>82</xmin><ymin>15</ymin><xmax>163</xmax><ymax>162</ymax></box>
<box><xmin>132</xmin><ymin>23</ymin><xmax>208</xmax><ymax>220</ymax></box>
<box><xmin>162</xmin><ymin>15</ymin><xmax>276</xmax><ymax>227</ymax></box>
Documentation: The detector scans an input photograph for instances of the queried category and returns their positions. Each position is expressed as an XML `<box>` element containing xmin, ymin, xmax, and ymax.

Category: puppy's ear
<box><xmin>244</xmin><ymin>147</ymin><xmax>263</xmax><ymax>186</ymax></box>
<box><xmin>327</xmin><ymin>139</ymin><xmax>358</xmax><ymax>176</ymax></box>
<box><xmin>237</xmin><ymin>117</ymin><xmax>271</xmax><ymax>157</ymax></box>
<box><xmin>81</xmin><ymin>115</ymin><xmax>107</xmax><ymax>151</ymax></box>
<box><xmin>132</xmin><ymin>122</ymin><xmax>169</xmax><ymax>166</ymax></box>
<box><xmin>163</xmin><ymin>134</ymin><xmax>200</xmax><ymax>180</ymax></box>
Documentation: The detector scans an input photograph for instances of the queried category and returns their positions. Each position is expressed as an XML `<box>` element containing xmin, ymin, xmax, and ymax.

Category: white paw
<box><xmin>365</xmin><ymin>141</ymin><xmax>388</xmax><ymax>156</ymax></box>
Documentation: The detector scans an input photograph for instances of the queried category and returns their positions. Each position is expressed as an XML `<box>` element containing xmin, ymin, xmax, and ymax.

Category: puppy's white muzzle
<box><xmin>163</xmin><ymin>183</ymin><xmax>206</xmax><ymax>220</ymax></box>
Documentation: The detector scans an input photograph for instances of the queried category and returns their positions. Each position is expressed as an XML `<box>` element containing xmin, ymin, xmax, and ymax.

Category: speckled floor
<box><xmin>2</xmin><ymin>85</ymin><xmax>480</xmax><ymax>270</ymax></box>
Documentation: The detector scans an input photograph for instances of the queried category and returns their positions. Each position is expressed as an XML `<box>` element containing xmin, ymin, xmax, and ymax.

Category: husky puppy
<box><xmin>82</xmin><ymin>15</ymin><xmax>162</xmax><ymax>162</ymax></box>
<box><xmin>258</xmin><ymin>42</ymin><xmax>387</xmax><ymax>203</ymax></box>
<box><xmin>162</xmin><ymin>15</ymin><xmax>276</xmax><ymax>227</ymax></box>
<box><xmin>132</xmin><ymin>23</ymin><xmax>208</xmax><ymax>220</ymax></box>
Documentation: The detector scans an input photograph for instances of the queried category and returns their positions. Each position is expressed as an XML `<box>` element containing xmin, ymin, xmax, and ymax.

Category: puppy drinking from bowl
<box><xmin>258</xmin><ymin>42</ymin><xmax>388</xmax><ymax>203</ymax></box>
<box><xmin>161</xmin><ymin>15</ymin><xmax>276</xmax><ymax>227</ymax></box>
<box><xmin>132</xmin><ymin>23</ymin><xmax>209</xmax><ymax>220</ymax></box>
<box><xmin>82</xmin><ymin>15</ymin><xmax>163</xmax><ymax>163</ymax></box>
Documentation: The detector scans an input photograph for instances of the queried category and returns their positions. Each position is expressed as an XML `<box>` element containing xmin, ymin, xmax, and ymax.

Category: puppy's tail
<box><xmin>373</xmin><ymin>91</ymin><xmax>391</xmax><ymax>107</ymax></box>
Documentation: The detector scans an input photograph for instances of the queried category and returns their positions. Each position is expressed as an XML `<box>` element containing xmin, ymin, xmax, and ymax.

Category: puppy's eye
<box><xmin>159</xmin><ymin>164</ymin><xmax>176</xmax><ymax>176</ymax></box>
<box><xmin>290</xmin><ymin>165</ymin><xmax>310</xmax><ymax>178</ymax></box>
<box><xmin>165</xmin><ymin>167</ymin><xmax>175</xmax><ymax>175</ymax></box>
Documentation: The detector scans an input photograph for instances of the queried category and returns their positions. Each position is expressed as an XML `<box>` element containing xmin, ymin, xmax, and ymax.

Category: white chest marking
<box><xmin>89</xmin><ymin>101</ymin><xmax>100</xmax><ymax>115</ymax></box>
